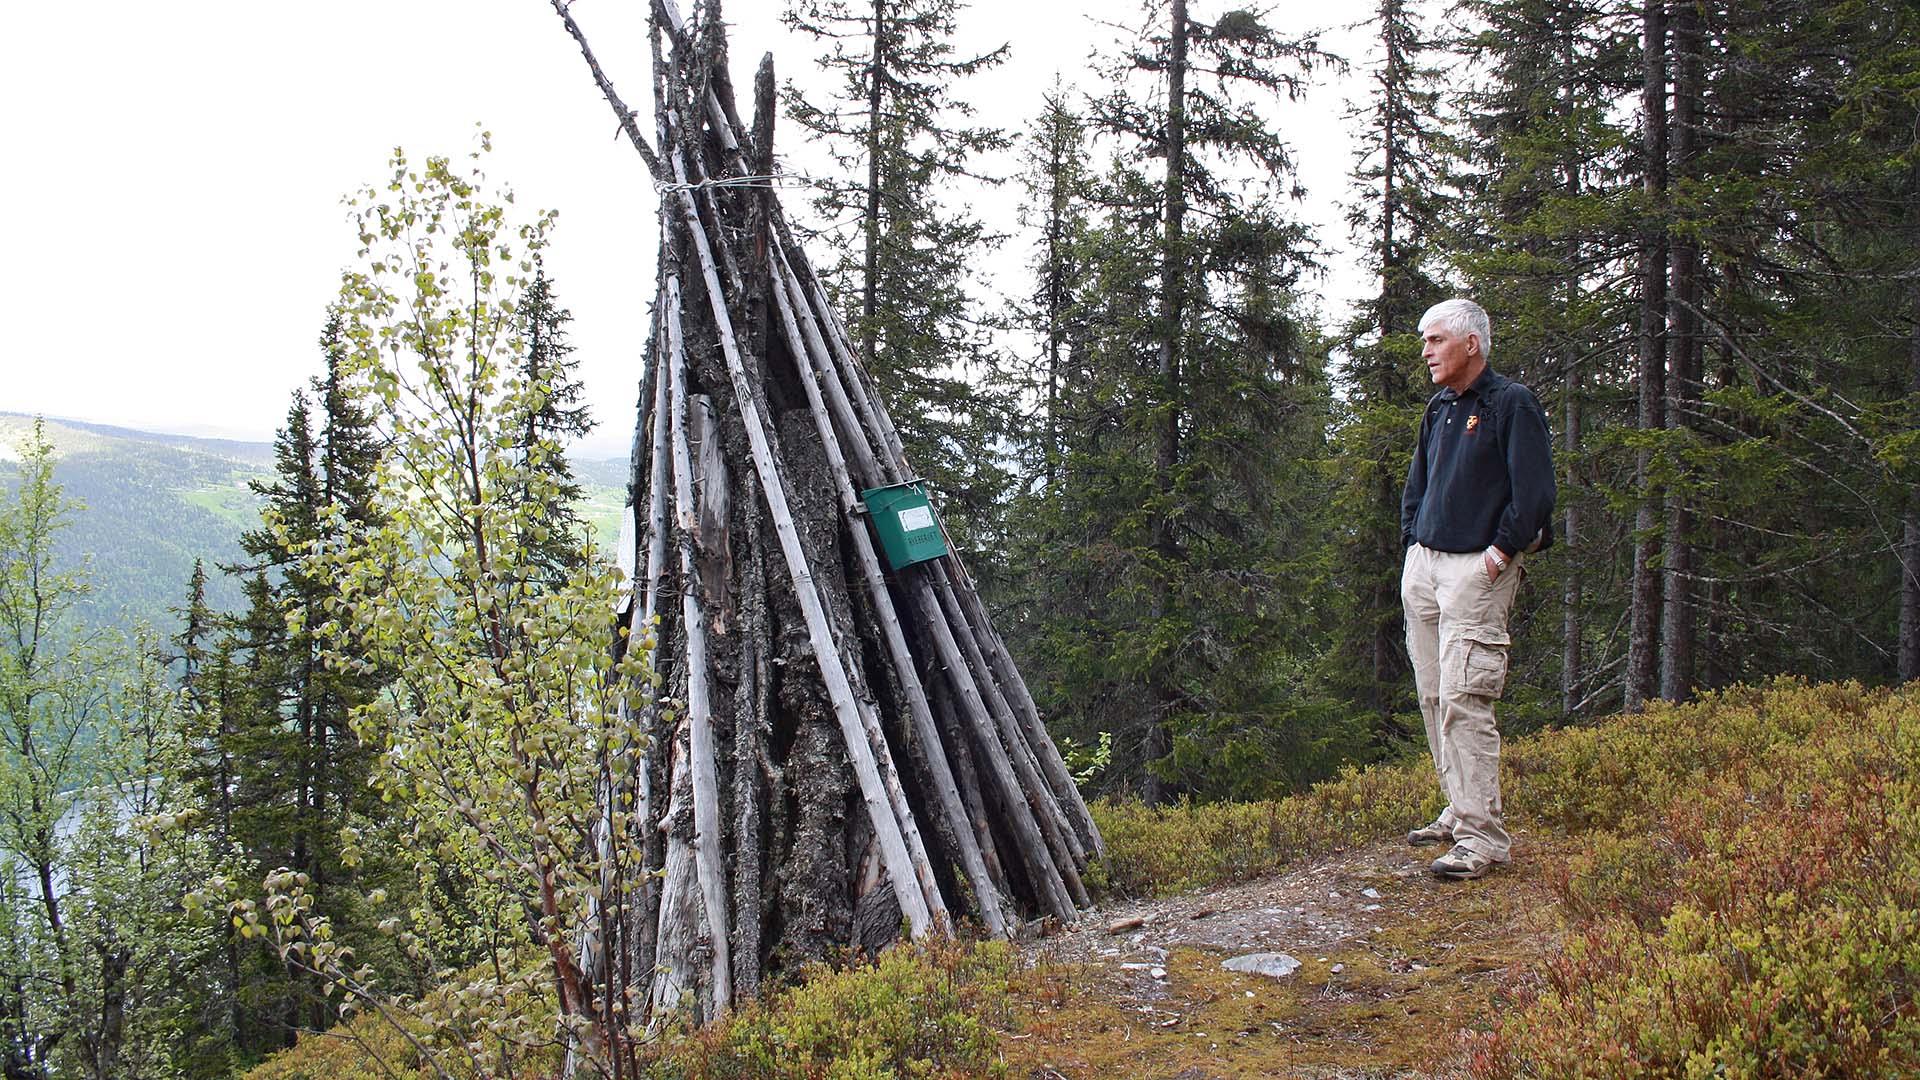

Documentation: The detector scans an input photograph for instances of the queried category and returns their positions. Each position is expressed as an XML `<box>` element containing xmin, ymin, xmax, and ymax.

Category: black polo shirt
<box><xmin>1401</xmin><ymin>366</ymin><xmax>1556</xmax><ymax>558</ymax></box>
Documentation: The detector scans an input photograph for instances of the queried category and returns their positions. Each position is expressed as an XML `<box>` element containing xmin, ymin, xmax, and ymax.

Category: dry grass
<box><xmin>1005</xmin><ymin>836</ymin><xmax>1576</xmax><ymax>1080</ymax></box>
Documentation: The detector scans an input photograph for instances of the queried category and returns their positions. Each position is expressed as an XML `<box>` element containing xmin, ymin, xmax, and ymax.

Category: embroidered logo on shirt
<box><xmin>1465</xmin><ymin>414</ymin><xmax>1481</xmax><ymax>433</ymax></box>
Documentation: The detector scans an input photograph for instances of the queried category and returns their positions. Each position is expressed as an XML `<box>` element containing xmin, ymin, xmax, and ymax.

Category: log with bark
<box><xmin>549</xmin><ymin>0</ymin><xmax>1101</xmax><ymax>1027</ymax></box>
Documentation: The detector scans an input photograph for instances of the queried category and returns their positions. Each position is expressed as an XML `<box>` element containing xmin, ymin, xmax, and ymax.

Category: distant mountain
<box><xmin>573</xmin><ymin>454</ymin><xmax>633</xmax><ymax>546</ymax></box>
<box><xmin>0</xmin><ymin>413</ymin><xmax>632</xmax><ymax>637</ymax></box>
<box><xmin>0</xmin><ymin>413</ymin><xmax>273</xmax><ymax>632</ymax></box>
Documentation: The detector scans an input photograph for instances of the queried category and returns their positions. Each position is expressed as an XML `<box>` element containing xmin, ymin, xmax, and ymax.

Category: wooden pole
<box><xmin>666</xmin><ymin>142</ymin><xmax>943</xmax><ymax>935</ymax></box>
<box><xmin>772</xmin><ymin>238</ymin><xmax>1086</xmax><ymax>919</ymax></box>
<box><xmin>946</xmin><ymin>560</ymin><xmax>1104</xmax><ymax>857</ymax></box>
<box><xmin>927</xmin><ymin>568</ymin><xmax>1090</xmax><ymax>907</ymax></box>
<box><xmin>769</xmin><ymin>239</ymin><xmax>1081</xmax><ymax>920</ymax></box>
<box><xmin>767</xmin><ymin>248</ymin><xmax>1013</xmax><ymax>936</ymax></box>
<box><xmin>907</xmin><ymin>575</ymin><xmax>1079</xmax><ymax>922</ymax></box>
<box><xmin>665</xmin><ymin>275</ymin><xmax>733</xmax><ymax>1009</ymax></box>
<box><xmin>790</xmin><ymin>253</ymin><xmax>1104</xmax><ymax>861</ymax></box>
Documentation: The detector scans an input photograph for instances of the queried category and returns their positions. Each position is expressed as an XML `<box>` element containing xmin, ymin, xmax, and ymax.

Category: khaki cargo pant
<box><xmin>1401</xmin><ymin>543</ymin><xmax>1522</xmax><ymax>862</ymax></box>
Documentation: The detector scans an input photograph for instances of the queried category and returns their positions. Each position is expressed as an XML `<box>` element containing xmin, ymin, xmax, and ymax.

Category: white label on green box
<box><xmin>898</xmin><ymin>505</ymin><xmax>935</xmax><ymax>531</ymax></box>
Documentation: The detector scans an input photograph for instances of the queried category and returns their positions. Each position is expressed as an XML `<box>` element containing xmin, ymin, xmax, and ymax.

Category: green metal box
<box><xmin>861</xmin><ymin>481</ymin><xmax>948</xmax><ymax>570</ymax></box>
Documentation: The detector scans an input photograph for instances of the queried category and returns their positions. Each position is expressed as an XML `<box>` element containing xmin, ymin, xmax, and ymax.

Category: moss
<box><xmin>1007</xmin><ymin>844</ymin><xmax>1571</xmax><ymax>1078</ymax></box>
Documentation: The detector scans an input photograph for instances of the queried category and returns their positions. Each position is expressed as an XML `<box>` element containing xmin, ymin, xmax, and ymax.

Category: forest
<box><xmin>1</xmin><ymin>0</ymin><xmax>1916</xmax><ymax>1076</ymax></box>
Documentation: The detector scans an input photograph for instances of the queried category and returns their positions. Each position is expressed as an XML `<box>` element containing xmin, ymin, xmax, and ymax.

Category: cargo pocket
<box><xmin>1458</xmin><ymin>629</ymin><xmax>1512</xmax><ymax>699</ymax></box>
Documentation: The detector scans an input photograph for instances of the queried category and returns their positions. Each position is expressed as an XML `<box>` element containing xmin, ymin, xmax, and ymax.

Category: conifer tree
<box><xmin>171</xmin><ymin>559</ymin><xmax>214</xmax><ymax>711</ymax></box>
<box><xmin>1008</xmin><ymin>88</ymin><xmax>1093</xmax><ymax>495</ymax></box>
<box><xmin>1679</xmin><ymin>0</ymin><xmax>1920</xmax><ymax>689</ymax></box>
<box><xmin>1325</xmin><ymin>0</ymin><xmax>1449</xmax><ymax>744</ymax></box>
<box><xmin>1443</xmin><ymin>0</ymin><xmax>1920</xmax><ymax>709</ymax></box>
<box><xmin>1017</xmin><ymin>1</ymin><xmax>1344</xmax><ymax>801</ymax></box>
<box><xmin>1624</xmin><ymin>0</ymin><xmax>1666</xmax><ymax>712</ymax></box>
<box><xmin>1444</xmin><ymin>0</ymin><xmax>1643</xmax><ymax>721</ymax></box>
<box><xmin>782</xmin><ymin>0</ymin><xmax>1011</xmax><ymax>544</ymax></box>
<box><xmin>515</xmin><ymin>265</ymin><xmax>592</xmax><ymax>577</ymax></box>
<box><xmin>221</xmin><ymin>318</ymin><xmax>396</xmax><ymax>1048</ymax></box>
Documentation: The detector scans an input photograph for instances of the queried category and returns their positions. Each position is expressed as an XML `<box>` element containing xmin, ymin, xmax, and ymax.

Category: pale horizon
<box><xmin>3</xmin><ymin>0</ymin><xmax>1369</xmax><ymax>467</ymax></box>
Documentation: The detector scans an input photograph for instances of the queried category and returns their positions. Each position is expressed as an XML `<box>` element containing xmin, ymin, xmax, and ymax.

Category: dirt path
<box><xmin>1007</xmin><ymin>832</ymin><xmax>1573</xmax><ymax>1079</ymax></box>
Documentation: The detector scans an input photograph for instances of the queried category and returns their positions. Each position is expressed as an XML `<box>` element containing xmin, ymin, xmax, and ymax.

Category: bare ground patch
<box><xmin>1005</xmin><ymin>832</ymin><xmax>1574</xmax><ymax>1079</ymax></box>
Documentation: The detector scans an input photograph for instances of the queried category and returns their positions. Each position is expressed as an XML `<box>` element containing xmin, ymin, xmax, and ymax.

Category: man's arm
<box><xmin>1401</xmin><ymin>404</ymin><xmax>1431</xmax><ymax>550</ymax></box>
<box><xmin>1492</xmin><ymin>385</ymin><xmax>1556</xmax><ymax>558</ymax></box>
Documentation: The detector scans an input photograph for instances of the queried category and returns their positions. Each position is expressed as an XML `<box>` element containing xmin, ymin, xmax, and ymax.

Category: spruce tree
<box><xmin>221</xmin><ymin>318</ymin><xmax>397</xmax><ymax>1048</ymax></box>
<box><xmin>1444</xmin><ymin>0</ymin><xmax>1643</xmax><ymax>722</ymax></box>
<box><xmin>1325</xmin><ymin>0</ymin><xmax>1450</xmax><ymax>745</ymax></box>
<box><xmin>1443</xmin><ymin>0</ymin><xmax>1920</xmax><ymax>708</ymax></box>
<box><xmin>515</xmin><ymin>266</ymin><xmax>592</xmax><ymax>578</ymax></box>
<box><xmin>1019</xmin><ymin>1</ymin><xmax>1344</xmax><ymax>801</ymax></box>
<box><xmin>782</xmin><ymin>0</ymin><xmax>1011</xmax><ymax>545</ymax></box>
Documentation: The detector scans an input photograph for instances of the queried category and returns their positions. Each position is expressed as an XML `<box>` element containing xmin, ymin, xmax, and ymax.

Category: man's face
<box><xmin>1421</xmin><ymin>323</ymin><xmax>1481</xmax><ymax>392</ymax></box>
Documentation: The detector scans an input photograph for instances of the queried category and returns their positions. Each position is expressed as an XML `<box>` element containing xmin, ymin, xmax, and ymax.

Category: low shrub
<box><xmin>1467</xmin><ymin>680</ymin><xmax>1920</xmax><ymax>1078</ymax></box>
<box><xmin>251</xmin><ymin>679</ymin><xmax>1914</xmax><ymax>1079</ymax></box>
<box><xmin>645</xmin><ymin>935</ymin><xmax>1021</xmax><ymax>1079</ymax></box>
<box><xmin>244</xmin><ymin>959</ymin><xmax>561</xmax><ymax>1080</ymax></box>
<box><xmin>1089</xmin><ymin>760</ymin><xmax>1441</xmax><ymax>898</ymax></box>
<box><xmin>1090</xmin><ymin>677</ymin><xmax>1901</xmax><ymax>900</ymax></box>
<box><xmin>245</xmin><ymin>1010</ymin><xmax>431</xmax><ymax>1080</ymax></box>
<box><xmin>1552</xmin><ymin>829</ymin><xmax>1678</xmax><ymax>928</ymax></box>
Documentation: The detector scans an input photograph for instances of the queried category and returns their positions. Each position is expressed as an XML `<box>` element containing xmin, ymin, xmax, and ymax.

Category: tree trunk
<box><xmin>1370</xmin><ymin>0</ymin><xmax>1411</xmax><ymax>741</ymax></box>
<box><xmin>1660</xmin><ymin>0</ymin><xmax>1700</xmax><ymax>704</ymax></box>
<box><xmin>1045</xmin><ymin>116</ymin><xmax>1067</xmax><ymax>491</ymax></box>
<box><xmin>1561</xmin><ymin>339</ymin><xmax>1583</xmax><ymax>718</ymax></box>
<box><xmin>1902</xmin><ymin>275</ymin><xmax>1920</xmax><ymax>682</ymax></box>
<box><xmin>860</xmin><ymin>0</ymin><xmax>887</xmax><ymax>370</ymax></box>
<box><xmin>1144</xmin><ymin>0</ymin><xmax>1190</xmax><ymax>806</ymax></box>
<box><xmin>1560</xmin><ymin>66</ymin><xmax>1584</xmax><ymax>718</ymax></box>
<box><xmin>1626</xmin><ymin>0</ymin><xmax>1667</xmax><ymax>712</ymax></box>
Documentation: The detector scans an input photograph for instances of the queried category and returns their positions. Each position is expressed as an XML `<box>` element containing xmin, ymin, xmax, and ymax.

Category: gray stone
<box><xmin>1222</xmin><ymin>952</ymin><xmax>1302</xmax><ymax>979</ymax></box>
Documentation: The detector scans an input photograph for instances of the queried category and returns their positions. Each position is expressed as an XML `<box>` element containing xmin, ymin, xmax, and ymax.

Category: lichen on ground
<box><xmin>1006</xmin><ymin>835</ymin><xmax>1571</xmax><ymax>1079</ymax></box>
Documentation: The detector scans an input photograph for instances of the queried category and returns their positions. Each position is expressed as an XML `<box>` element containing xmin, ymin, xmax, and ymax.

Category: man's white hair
<box><xmin>1419</xmin><ymin>298</ymin><xmax>1492</xmax><ymax>360</ymax></box>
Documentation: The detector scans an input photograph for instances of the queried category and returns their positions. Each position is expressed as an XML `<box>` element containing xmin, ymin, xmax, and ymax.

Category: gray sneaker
<box><xmin>1430</xmin><ymin>843</ymin><xmax>1495</xmax><ymax>880</ymax></box>
<box><xmin>1406</xmin><ymin>819</ymin><xmax>1453</xmax><ymax>847</ymax></box>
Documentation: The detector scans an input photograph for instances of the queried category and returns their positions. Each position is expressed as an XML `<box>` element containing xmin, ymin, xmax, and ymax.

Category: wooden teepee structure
<box><xmin>551</xmin><ymin>0</ymin><xmax>1101</xmax><ymax>1023</ymax></box>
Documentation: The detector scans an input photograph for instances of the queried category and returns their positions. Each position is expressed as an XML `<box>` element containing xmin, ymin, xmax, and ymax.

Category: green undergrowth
<box><xmin>1468</xmin><ymin>679</ymin><xmax>1920</xmax><ymax>1078</ymax></box>
<box><xmin>244</xmin><ymin>965</ymin><xmax>563</xmax><ymax>1080</ymax></box>
<box><xmin>1094</xmin><ymin>678</ymin><xmax>1919</xmax><ymax>1075</ymax></box>
<box><xmin>246</xmin><ymin>937</ymin><xmax>1021</xmax><ymax>1080</ymax></box>
<box><xmin>250</xmin><ymin>679</ymin><xmax>1916</xmax><ymax>1078</ymax></box>
<box><xmin>638</xmin><ymin>935</ymin><xmax>1022</xmax><ymax>1079</ymax></box>
<box><xmin>1089</xmin><ymin>754</ymin><xmax>1442</xmax><ymax>896</ymax></box>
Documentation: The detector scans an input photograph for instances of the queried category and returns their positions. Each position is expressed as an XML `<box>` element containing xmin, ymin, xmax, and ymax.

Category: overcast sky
<box><xmin>1</xmin><ymin>0</ymin><xmax>1370</xmax><ymax>459</ymax></box>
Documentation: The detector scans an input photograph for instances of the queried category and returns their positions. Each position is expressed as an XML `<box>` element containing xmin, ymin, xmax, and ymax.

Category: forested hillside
<box><xmin>0</xmin><ymin>413</ymin><xmax>628</xmax><ymax>633</ymax></box>
<box><xmin>0</xmin><ymin>414</ymin><xmax>271</xmax><ymax>626</ymax></box>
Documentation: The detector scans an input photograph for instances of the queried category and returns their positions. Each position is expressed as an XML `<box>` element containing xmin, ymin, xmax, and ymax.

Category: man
<box><xmin>1400</xmin><ymin>299</ymin><xmax>1555</xmax><ymax>880</ymax></box>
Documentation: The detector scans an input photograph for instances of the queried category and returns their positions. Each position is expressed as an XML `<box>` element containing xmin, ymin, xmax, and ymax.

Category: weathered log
<box><xmin>647</xmin><ymin>727</ymin><xmax>702</xmax><ymax>1018</ymax></box>
<box><xmin>767</xmin><ymin>239</ymin><xmax>1078</xmax><ymax>921</ymax></box>
<box><xmin>664</xmin><ymin>276</ymin><xmax>733</xmax><ymax>1007</ymax></box>
<box><xmin>790</xmin><ymin>262</ymin><xmax>1105</xmax><ymax>861</ymax></box>
<box><xmin>765</xmin><ymin>249</ymin><xmax>1013</xmax><ymax>936</ymax></box>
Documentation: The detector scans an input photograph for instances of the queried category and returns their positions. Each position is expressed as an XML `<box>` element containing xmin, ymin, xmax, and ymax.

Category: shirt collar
<box><xmin>1438</xmin><ymin>365</ymin><xmax>1500</xmax><ymax>402</ymax></box>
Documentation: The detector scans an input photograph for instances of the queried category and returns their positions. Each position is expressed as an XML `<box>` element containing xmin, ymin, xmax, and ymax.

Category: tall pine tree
<box><xmin>515</xmin><ymin>266</ymin><xmax>593</xmax><ymax>578</ymax></box>
<box><xmin>1012</xmin><ymin>1</ymin><xmax>1346</xmax><ymax>801</ymax></box>
<box><xmin>221</xmin><ymin>316</ymin><xmax>396</xmax><ymax>1050</ymax></box>
<box><xmin>782</xmin><ymin>0</ymin><xmax>1012</xmax><ymax>545</ymax></box>
<box><xmin>1325</xmin><ymin>0</ymin><xmax>1451</xmax><ymax>745</ymax></box>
